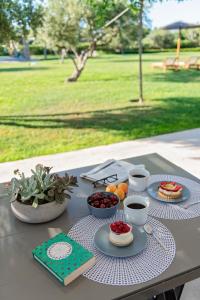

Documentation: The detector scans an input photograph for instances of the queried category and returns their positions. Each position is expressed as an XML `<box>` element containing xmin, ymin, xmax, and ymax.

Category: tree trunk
<box><xmin>43</xmin><ymin>44</ymin><xmax>47</xmax><ymax>60</ymax></box>
<box><xmin>67</xmin><ymin>50</ymin><xmax>90</xmax><ymax>82</ymax></box>
<box><xmin>8</xmin><ymin>41</ymin><xmax>18</xmax><ymax>57</ymax></box>
<box><xmin>67</xmin><ymin>67</ymin><xmax>84</xmax><ymax>82</ymax></box>
<box><xmin>138</xmin><ymin>0</ymin><xmax>144</xmax><ymax>104</ymax></box>
<box><xmin>22</xmin><ymin>37</ymin><xmax>30</xmax><ymax>61</ymax></box>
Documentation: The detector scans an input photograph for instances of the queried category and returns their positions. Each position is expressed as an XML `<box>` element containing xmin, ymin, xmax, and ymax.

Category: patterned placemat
<box><xmin>68</xmin><ymin>211</ymin><xmax>176</xmax><ymax>286</ymax></box>
<box><xmin>129</xmin><ymin>175</ymin><xmax>200</xmax><ymax>220</ymax></box>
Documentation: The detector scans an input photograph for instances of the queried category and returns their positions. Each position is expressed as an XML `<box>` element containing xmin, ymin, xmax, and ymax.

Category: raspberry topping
<box><xmin>110</xmin><ymin>221</ymin><xmax>131</xmax><ymax>234</ymax></box>
<box><xmin>160</xmin><ymin>181</ymin><xmax>182</xmax><ymax>192</ymax></box>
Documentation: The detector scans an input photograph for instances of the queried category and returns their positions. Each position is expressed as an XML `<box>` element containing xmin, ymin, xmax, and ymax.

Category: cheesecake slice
<box><xmin>109</xmin><ymin>221</ymin><xmax>133</xmax><ymax>247</ymax></box>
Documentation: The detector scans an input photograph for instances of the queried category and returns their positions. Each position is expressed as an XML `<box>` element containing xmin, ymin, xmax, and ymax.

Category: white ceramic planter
<box><xmin>11</xmin><ymin>199</ymin><xmax>68</xmax><ymax>223</ymax></box>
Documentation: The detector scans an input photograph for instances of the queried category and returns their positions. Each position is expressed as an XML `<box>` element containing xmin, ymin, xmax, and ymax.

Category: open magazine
<box><xmin>80</xmin><ymin>159</ymin><xmax>139</xmax><ymax>186</ymax></box>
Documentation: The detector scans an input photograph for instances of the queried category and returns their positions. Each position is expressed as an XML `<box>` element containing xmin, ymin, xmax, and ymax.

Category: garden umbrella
<box><xmin>162</xmin><ymin>21</ymin><xmax>200</xmax><ymax>58</ymax></box>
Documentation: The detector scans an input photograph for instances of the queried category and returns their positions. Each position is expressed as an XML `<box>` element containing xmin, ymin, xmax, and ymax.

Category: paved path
<box><xmin>0</xmin><ymin>128</ymin><xmax>200</xmax><ymax>299</ymax></box>
<box><xmin>0</xmin><ymin>128</ymin><xmax>199</xmax><ymax>183</ymax></box>
<box><xmin>0</xmin><ymin>56</ymin><xmax>37</xmax><ymax>63</ymax></box>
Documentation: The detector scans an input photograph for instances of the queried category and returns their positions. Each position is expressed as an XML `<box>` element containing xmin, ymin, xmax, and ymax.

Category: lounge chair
<box><xmin>152</xmin><ymin>57</ymin><xmax>179</xmax><ymax>71</ymax></box>
<box><xmin>184</xmin><ymin>56</ymin><xmax>200</xmax><ymax>70</ymax></box>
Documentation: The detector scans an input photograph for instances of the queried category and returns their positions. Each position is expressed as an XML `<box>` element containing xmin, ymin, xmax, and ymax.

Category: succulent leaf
<box><xmin>9</xmin><ymin>165</ymin><xmax>77</xmax><ymax>208</ymax></box>
<box><xmin>32</xmin><ymin>198</ymin><xmax>38</xmax><ymax>208</ymax></box>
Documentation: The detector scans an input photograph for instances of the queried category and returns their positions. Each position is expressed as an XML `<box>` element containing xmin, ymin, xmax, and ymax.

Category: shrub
<box><xmin>143</xmin><ymin>29</ymin><xmax>176</xmax><ymax>49</ymax></box>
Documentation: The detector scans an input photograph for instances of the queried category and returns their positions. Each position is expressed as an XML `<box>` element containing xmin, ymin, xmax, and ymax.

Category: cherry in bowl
<box><xmin>87</xmin><ymin>192</ymin><xmax>119</xmax><ymax>218</ymax></box>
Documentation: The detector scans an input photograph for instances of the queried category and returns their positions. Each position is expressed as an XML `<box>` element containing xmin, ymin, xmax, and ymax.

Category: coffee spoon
<box><xmin>144</xmin><ymin>223</ymin><xmax>168</xmax><ymax>251</ymax></box>
<box><xmin>182</xmin><ymin>201</ymin><xmax>200</xmax><ymax>209</ymax></box>
<box><xmin>173</xmin><ymin>201</ymin><xmax>200</xmax><ymax>210</ymax></box>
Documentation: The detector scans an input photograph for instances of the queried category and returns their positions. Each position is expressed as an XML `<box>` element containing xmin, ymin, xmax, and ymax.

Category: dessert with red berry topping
<box><xmin>109</xmin><ymin>221</ymin><xmax>133</xmax><ymax>247</ymax></box>
<box><xmin>158</xmin><ymin>181</ymin><xmax>183</xmax><ymax>200</ymax></box>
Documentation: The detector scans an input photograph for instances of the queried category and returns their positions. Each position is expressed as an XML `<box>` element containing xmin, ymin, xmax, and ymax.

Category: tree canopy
<box><xmin>43</xmin><ymin>0</ymin><xmax>138</xmax><ymax>81</ymax></box>
<box><xmin>12</xmin><ymin>0</ymin><xmax>44</xmax><ymax>38</ymax></box>
<box><xmin>0</xmin><ymin>0</ymin><xmax>43</xmax><ymax>58</ymax></box>
<box><xmin>0</xmin><ymin>0</ymin><xmax>15</xmax><ymax>43</ymax></box>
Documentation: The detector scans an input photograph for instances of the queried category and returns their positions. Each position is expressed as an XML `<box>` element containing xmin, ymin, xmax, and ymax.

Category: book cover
<box><xmin>32</xmin><ymin>232</ymin><xmax>95</xmax><ymax>285</ymax></box>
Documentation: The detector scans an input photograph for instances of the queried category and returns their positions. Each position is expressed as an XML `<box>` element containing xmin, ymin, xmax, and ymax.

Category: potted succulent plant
<box><xmin>8</xmin><ymin>164</ymin><xmax>78</xmax><ymax>223</ymax></box>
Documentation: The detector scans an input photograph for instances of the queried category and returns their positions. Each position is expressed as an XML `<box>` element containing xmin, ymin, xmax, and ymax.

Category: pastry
<box><xmin>158</xmin><ymin>181</ymin><xmax>183</xmax><ymax>200</ymax></box>
<box><xmin>109</xmin><ymin>221</ymin><xmax>133</xmax><ymax>247</ymax></box>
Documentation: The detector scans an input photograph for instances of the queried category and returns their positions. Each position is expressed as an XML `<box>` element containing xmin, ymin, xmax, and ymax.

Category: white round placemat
<box><xmin>129</xmin><ymin>175</ymin><xmax>200</xmax><ymax>220</ymax></box>
<box><xmin>68</xmin><ymin>211</ymin><xmax>176</xmax><ymax>286</ymax></box>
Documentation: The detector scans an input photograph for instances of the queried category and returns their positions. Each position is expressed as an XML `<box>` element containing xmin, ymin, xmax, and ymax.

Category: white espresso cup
<box><xmin>129</xmin><ymin>166</ymin><xmax>150</xmax><ymax>192</ymax></box>
<box><xmin>124</xmin><ymin>195</ymin><xmax>149</xmax><ymax>226</ymax></box>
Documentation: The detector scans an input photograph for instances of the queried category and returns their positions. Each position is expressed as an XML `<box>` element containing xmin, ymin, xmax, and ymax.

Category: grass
<box><xmin>0</xmin><ymin>51</ymin><xmax>200</xmax><ymax>163</ymax></box>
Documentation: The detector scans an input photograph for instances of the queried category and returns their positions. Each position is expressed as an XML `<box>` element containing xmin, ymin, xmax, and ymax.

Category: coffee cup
<box><xmin>129</xmin><ymin>166</ymin><xmax>150</xmax><ymax>192</ymax></box>
<box><xmin>124</xmin><ymin>195</ymin><xmax>149</xmax><ymax>226</ymax></box>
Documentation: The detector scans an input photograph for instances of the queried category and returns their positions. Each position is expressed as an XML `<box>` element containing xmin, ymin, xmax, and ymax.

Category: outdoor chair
<box><xmin>152</xmin><ymin>57</ymin><xmax>179</xmax><ymax>71</ymax></box>
<box><xmin>184</xmin><ymin>56</ymin><xmax>200</xmax><ymax>70</ymax></box>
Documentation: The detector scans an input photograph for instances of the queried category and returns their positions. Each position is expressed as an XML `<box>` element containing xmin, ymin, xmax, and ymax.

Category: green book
<box><xmin>32</xmin><ymin>232</ymin><xmax>95</xmax><ymax>286</ymax></box>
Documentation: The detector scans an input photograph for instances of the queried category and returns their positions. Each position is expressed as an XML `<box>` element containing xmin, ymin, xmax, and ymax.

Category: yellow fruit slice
<box><xmin>115</xmin><ymin>188</ymin><xmax>125</xmax><ymax>201</ymax></box>
<box><xmin>106</xmin><ymin>184</ymin><xmax>117</xmax><ymax>193</ymax></box>
<box><xmin>117</xmin><ymin>183</ymin><xmax>128</xmax><ymax>194</ymax></box>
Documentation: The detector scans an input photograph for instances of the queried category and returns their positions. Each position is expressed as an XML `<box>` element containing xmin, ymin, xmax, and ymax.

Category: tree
<box><xmin>36</xmin><ymin>24</ymin><xmax>55</xmax><ymax>60</ymax></box>
<box><xmin>0</xmin><ymin>0</ymin><xmax>44</xmax><ymax>59</ymax></box>
<box><xmin>12</xmin><ymin>0</ymin><xmax>44</xmax><ymax>60</ymax></box>
<box><xmin>0</xmin><ymin>0</ymin><xmax>15</xmax><ymax>44</ymax></box>
<box><xmin>104</xmin><ymin>16</ymin><xmax>139</xmax><ymax>53</ymax></box>
<box><xmin>143</xmin><ymin>29</ymin><xmax>175</xmax><ymax>49</ymax></box>
<box><xmin>45</xmin><ymin>0</ymin><xmax>137</xmax><ymax>82</ymax></box>
<box><xmin>181</xmin><ymin>28</ymin><xmax>200</xmax><ymax>48</ymax></box>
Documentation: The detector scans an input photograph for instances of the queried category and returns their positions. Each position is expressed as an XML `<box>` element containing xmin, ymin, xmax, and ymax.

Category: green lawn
<box><xmin>0</xmin><ymin>52</ymin><xmax>200</xmax><ymax>163</ymax></box>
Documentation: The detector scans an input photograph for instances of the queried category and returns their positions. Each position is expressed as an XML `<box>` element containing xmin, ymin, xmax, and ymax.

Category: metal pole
<box><xmin>176</xmin><ymin>27</ymin><xmax>181</xmax><ymax>59</ymax></box>
<box><xmin>138</xmin><ymin>0</ymin><xmax>144</xmax><ymax>104</ymax></box>
<box><xmin>103</xmin><ymin>7</ymin><xmax>130</xmax><ymax>28</ymax></box>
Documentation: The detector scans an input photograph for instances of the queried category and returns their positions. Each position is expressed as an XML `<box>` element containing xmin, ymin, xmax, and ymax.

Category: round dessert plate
<box><xmin>147</xmin><ymin>182</ymin><xmax>190</xmax><ymax>204</ymax></box>
<box><xmin>94</xmin><ymin>224</ymin><xmax>147</xmax><ymax>258</ymax></box>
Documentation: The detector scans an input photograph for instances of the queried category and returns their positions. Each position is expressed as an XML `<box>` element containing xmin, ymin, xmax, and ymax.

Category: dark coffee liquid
<box><xmin>132</xmin><ymin>174</ymin><xmax>145</xmax><ymax>178</ymax></box>
<box><xmin>127</xmin><ymin>203</ymin><xmax>146</xmax><ymax>209</ymax></box>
